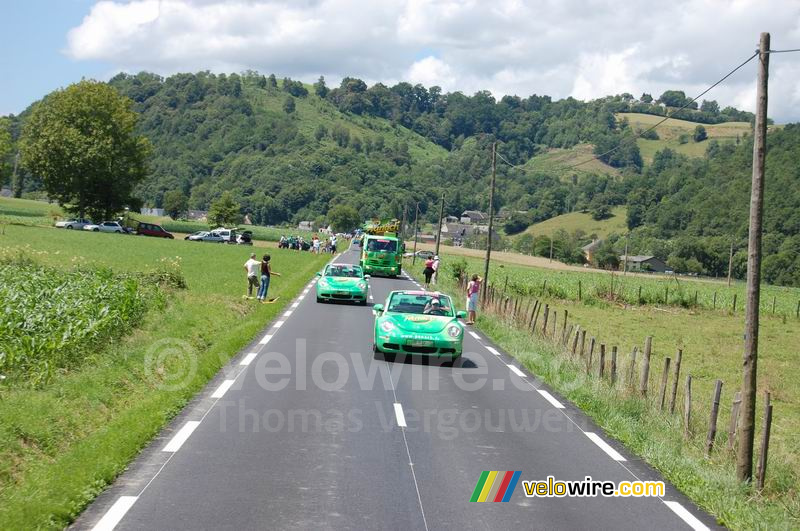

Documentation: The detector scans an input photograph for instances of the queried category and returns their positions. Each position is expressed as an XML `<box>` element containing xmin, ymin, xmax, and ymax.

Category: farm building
<box><xmin>620</xmin><ymin>255</ymin><xmax>668</xmax><ymax>273</ymax></box>
<box><xmin>582</xmin><ymin>239</ymin><xmax>602</xmax><ymax>263</ymax></box>
<box><xmin>460</xmin><ymin>210</ymin><xmax>487</xmax><ymax>224</ymax></box>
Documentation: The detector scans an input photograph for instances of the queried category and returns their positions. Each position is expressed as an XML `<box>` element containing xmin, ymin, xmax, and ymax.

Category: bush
<box><xmin>448</xmin><ymin>258</ymin><xmax>468</xmax><ymax>281</ymax></box>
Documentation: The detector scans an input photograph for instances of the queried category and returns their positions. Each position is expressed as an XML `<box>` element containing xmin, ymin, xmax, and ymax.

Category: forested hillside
<box><xmin>3</xmin><ymin>71</ymin><xmax>798</xmax><ymax>285</ymax></box>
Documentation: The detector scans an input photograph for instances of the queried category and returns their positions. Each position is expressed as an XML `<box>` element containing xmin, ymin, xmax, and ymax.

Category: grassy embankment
<box><xmin>408</xmin><ymin>256</ymin><xmax>799</xmax><ymax>529</ymax></box>
<box><xmin>0</xmin><ymin>223</ymin><xmax>329</xmax><ymax>529</ymax></box>
<box><xmin>515</xmin><ymin>205</ymin><xmax>628</xmax><ymax>240</ymax></box>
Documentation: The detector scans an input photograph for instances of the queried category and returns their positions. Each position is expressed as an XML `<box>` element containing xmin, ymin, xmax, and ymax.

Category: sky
<box><xmin>2</xmin><ymin>0</ymin><xmax>800</xmax><ymax>121</ymax></box>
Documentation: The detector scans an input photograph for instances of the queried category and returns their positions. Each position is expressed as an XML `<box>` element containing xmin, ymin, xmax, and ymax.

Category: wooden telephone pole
<box><xmin>412</xmin><ymin>202</ymin><xmax>419</xmax><ymax>265</ymax></box>
<box><xmin>737</xmin><ymin>32</ymin><xmax>770</xmax><ymax>483</ymax></box>
<box><xmin>482</xmin><ymin>142</ymin><xmax>497</xmax><ymax>296</ymax></box>
<box><xmin>434</xmin><ymin>192</ymin><xmax>445</xmax><ymax>256</ymax></box>
<box><xmin>727</xmin><ymin>240</ymin><xmax>734</xmax><ymax>287</ymax></box>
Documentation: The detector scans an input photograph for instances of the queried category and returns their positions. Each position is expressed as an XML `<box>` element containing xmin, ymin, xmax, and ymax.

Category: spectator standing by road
<box><xmin>330</xmin><ymin>235</ymin><xmax>337</xmax><ymax>254</ymax></box>
<box><xmin>431</xmin><ymin>255</ymin><xmax>440</xmax><ymax>285</ymax></box>
<box><xmin>313</xmin><ymin>236</ymin><xmax>321</xmax><ymax>254</ymax></box>
<box><xmin>465</xmin><ymin>274</ymin><xmax>481</xmax><ymax>325</ymax></box>
<box><xmin>244</xmin><ymin>253</ymin><xmax>261</xmax><ymax>299</ymax></box>
<box><xmin>258</xmin><ymin>254</ymin><xmax>282</xmax><ymax>303</ymax></box>
<box><xmin>423</xmin><ymin>257</ymin><xmax>435</xmax><ymax>288</ymax></box>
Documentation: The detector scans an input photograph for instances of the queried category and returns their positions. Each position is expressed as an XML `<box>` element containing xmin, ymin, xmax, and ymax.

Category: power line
<box><xmin>496</xmin><ymin>50</ymin><xmax>760</xmax><ymax>173</ymax></box>
<box><xmin>767</xmin><ymin>48</ymin><xmax>800</xmax><ymax>54</ymax></box>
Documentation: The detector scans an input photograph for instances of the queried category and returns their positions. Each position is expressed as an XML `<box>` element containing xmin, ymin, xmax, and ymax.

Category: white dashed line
<box><xmin>468</xmin><ymin>331</ymin><xmax>481</xmax><ymax>340</ymax></box>
<box><xmin>298</xmin><ymin>295</ymin><xmax>305</xmax><ymax>301</ymax></box>
<box><xmin>369</xmin><ymin>295</ymin><xmax>374</xmax><ymax>301</ymax></box>
<box><xmin>537</xmin><ymin>389</ymin><xmax>565</xmax><ymax>409</ymax></box>
<box><xmin>663</xmin><ymin>501</ymin><xmax>710</xmax><ymax>531</ymax></box>
<box><xmin>283</xmin><ymin>310</ymin><xmax>293</xmax><ymax>317</ymax></box>
<box><xmin>485</xmin><ymin>346</ymin><xmax>501</xmax><ymax>356</ymax></box>
<box><xmin>162</xmin><ymin>421</ymin><xmax>201</xmax><ymax>453</ymax></box>
<box><xmin>393</xmin><ymin>403</ymin><xmax>407</xmax><ymax>428</ymax></box>
<box><xmin>240</xmin><ymin>352</ymin><xmax>258</xmax><ymax>365</ymax></box>
<box><xmin>585</xmin><ymin>432</ymin><xmax>626</xmax><ymax>461</ymax></box>
<box><xmin>211</xmin><ymin>379</ymin><xmax>235</xmax><ymax>399</ymax></box>
<box><xmin>507</xmin><ymin>365</ymin><xmax>526</xmax><ymax>378</ymax></box>
<box><xmin>273</xmin><ymin>321</ymin><xmax>284</xmax><ymax>329</ymax></box>
<box><xmin>291</xmin><ymin>302</ymin><xmax>299</xmax><ymax>308</ymax></box>
<box><xmin>91</xmin><ymin>496</ymin><xmax>138</xmax><ymax>531</ymax></box>
<box><xmin>258</xmin><ymin>334</ymin><xmax>273</xmax><ymax>345</ymax></box>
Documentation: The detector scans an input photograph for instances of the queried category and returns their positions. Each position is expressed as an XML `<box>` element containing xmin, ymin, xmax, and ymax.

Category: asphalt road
<box><xmin>76</xmin><ymin>246</ymin><xmax>718</xmax><ymax>531</ymax></box>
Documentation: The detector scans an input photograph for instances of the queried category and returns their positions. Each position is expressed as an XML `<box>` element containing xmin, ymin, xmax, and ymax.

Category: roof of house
<box><xmin>620</xmin><ymin>255</ymin><xmax>657</xmax><ymax>263</ymax></box>
<box><xmin>461</xmin><ymin>210</ymin><xmax>487</xmax><ymax>218</ymax></box>
<box><xmin>582</xmin><ymin>240</ymin><xmax>603</xmax><ymax>252</ymax></box>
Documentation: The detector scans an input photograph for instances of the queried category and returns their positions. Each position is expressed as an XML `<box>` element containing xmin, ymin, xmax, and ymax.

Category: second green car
<box><xmin>316</xmin><ymin>263</ymin><xmax>369</xmax><ymax>305</ymax></box>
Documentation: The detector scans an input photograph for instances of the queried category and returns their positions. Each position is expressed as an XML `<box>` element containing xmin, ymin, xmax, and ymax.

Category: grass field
<box><xmin>0</xmin><ymin>224</ymin><xmax>329</xmax><ymax>529</ymax></box>
<box><xmin>410</xmin><ymin>259</ymin><xmax>800</xmax><ymax>529</ymax></box>
<box><xmin>517</xmin><ymin>206</ymin><xmax>628</xmax><ymax>240</ymax></box>
<box><xmin>522</xmin><ymin>143</ymin><xmax>621</xmax><ymax>179</ymax></box>
<box><xmin>618</xmin><ymin>112</ymin><xmax>752</xmax><ymax>163</ymax></box>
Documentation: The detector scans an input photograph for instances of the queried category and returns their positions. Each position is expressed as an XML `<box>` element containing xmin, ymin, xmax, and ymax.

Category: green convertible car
<box><xmin>316</xmin><ymin>263</ymin><xmax>369</xmax><ymax>304</ymax></box>
<box><xmin>373</xmin><ymin>290</ymin><xmax>467</xmax><ymax>362</ymax></box>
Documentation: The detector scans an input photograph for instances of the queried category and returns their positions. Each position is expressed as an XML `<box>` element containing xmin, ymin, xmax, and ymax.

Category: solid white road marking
<box><xmin>585</xmin><ymin>432</ymin><xmax>626</xmax><ymax>461</ymax></box>
<box><xmin>507</xmin><ymin>365</ymin><xmax>526</xmax><ymax>378</ymax></box>
<box><xmin>211</xmin><ymin>379</ymin><xmax>235</xmax><ymax>399</ymax></box>
<box><xmin>91</xmin><ymin>496</ymin><xmax>138</xmax><ymax>531</ymax></box>
<box><xmin>663</xmin><ymin>501</ymin><xmax>710</xmax><ymax>531</ymax></box>
<box><xmin>394</xmin><ymin>403</ymin><xmax>407</xmax><ymax>428</ymax></box>
<box><xmin>486</xmin><ymin>346</ymin><xmax>501</xmax><ymax>356</ymax></box>
<box><xmin>273</xmin><ymin>321</ymin><xmax>284</xmax><ymax>329</ymax></box>
<box><xmin>162</xmin><ymin>421</ymin><xmax>201</xmax><ymax>453</ymax></box>
<box><xmin>259</xmin><ymin>334</ymin><xmax>273</xmax><ymax>345</ymax></box>
<box><xmin>283</xmin><ymin>310</ymin><xmax>293</xmax><ymax>317</ymax></box>
<box><xmin>468</xmin><ymin>331</ymin><xmax>481</xmax><ymax>340</ymax></box>
<box><xmin>240</xmin><ymin>352</ymin><xmax>258</xmax><ymax>365</ymax></box>
<box><xmin>538</xmin><ymin>389</ymin><xmax>565</xmax><ymax>409</ymax></box>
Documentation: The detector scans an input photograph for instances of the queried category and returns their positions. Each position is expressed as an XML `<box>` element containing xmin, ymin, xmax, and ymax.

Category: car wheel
<box><xmin>359</xmin><ymin>299</ymin><xmax>367</xmax><ymax>306</ymax></box>
<box><xmin>372</xmin><ymin>344</ymin><xmax>384</xmax><ymax>360</ymax></box>
<box><xmin>66</xmin><ymin>225</ymin><xmax>73</xmax><ymax>230</ymax></box>
<box><xmin>316</xmin><ymin>296</ymin><xmax>323</xmax><ymax>303</ymax></box>
<box><xmin>116</xmin><ymin>230</ymin><xmax>122</xmax><ymax>233</ymax></box>
<box><xmin>93</xmin><ymin>228</ymin><xmax>99</xmax><ymax>232</ymax></box>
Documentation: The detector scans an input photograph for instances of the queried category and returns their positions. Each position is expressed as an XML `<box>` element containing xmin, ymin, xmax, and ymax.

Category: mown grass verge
<box><xmin>411</xmin><ymin>261</ymin><xmax>798</xmax><ymax>530</ymax></box>
<box><xmin>0</xmin><ymin>224</ymin><xmax>329</xmax><ymax>529</ymax></box>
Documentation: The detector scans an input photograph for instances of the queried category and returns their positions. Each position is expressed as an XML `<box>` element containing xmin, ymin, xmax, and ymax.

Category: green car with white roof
<box><xmin>315</xmin><ymin>263</ymin><xmax>369</xmax><ymax>305</ymax></box>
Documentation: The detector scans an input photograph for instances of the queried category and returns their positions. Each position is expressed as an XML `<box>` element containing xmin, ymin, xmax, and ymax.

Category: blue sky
<box><xmin>0</xmin><ymin>0</ymin><xmax>109</xmax><ymax>116</ymax></box>
<box><xmin>2</xmin><ymin>1</ymin><xmax>799</xmax><ymax>121</ymax></box>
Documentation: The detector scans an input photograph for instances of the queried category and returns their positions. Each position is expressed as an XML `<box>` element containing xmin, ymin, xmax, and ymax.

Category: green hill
<box><xmin>520</xmin><ymin>206</ymin><xmax>628</xmax><ymax>239</ymax></box>
<box><xmin>521</xmin><ymin>143</ymin><xmax>621</xmax><ymax>179</ymax></box>
<box><xmin>618</xmin><ymin>112</ymin><xmax>751</xmax><ymax>163</ymax></box>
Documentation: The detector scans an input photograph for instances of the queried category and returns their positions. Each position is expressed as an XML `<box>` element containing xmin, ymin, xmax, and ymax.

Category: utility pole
<box><xmin>412</xmin><ymin>202</ymin><xmax>419</xmax><ymax>265</ymax></box>
<box><xmin>482</xmin><ymin>142</ymin><xmax>497</xmax><ymax>296</ymax></box>
<box><xmin>11</xmin><ymin>152</ymin><xmax>21</xmax><ymax>198</ymax></box>
<box><xmin>737</xmin><ymin>31</ymin><xmax>769</xmax><ymax>484</ymax></box>
<box><xmin>400</xmin><ymin>204</ymin><xmax>407</xmax><ymax>242</ymax></box>
<box><xmin>727</xmin><ymin>240</ymin><xmax>734</xmax><ymax>287</ymax></box>
<box><xmin>434</xmin><ymin>191</ymin><xmax>445</xmax><ymax>256</ymax></box>
<box><xmin>623</xmin><ymin>233</ymin><xmax>629</xmax><ymax>275</ymax></box>
<box><xmin>549</xmin><ymin>237</ymin><xmax>554</xmax><ymax>262</ymax></box>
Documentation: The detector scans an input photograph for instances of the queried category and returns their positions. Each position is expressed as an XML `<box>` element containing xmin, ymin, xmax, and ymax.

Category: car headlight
<box><xmin>380</xmin><ymin>321</ymin><xmax>395</xmax><ymax>332</ymax></box>
<box><xmin>358</xmin><ymin>282</ymin><xmax>367</xmax><ymax>289</ymax></box>
<box><xmin>447</xmin><ymin>325</ymin><xmax>462</xmax><ymax>338</ymax></box>
<box><xmin>318</xmin><ymin>279</ymin><xmax>329</xmax><ymax>287</ymax></box>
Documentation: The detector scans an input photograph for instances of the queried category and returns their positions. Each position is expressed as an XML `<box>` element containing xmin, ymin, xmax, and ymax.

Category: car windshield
<box><xmin>387</xmin><ymin>293</ymin><xmax>453</xmax><ymax>316</ymax></box>
<box><xmin>366</xmin><ymin>238</ymin><xmax>397</xmax><ymax>252</ymax></box>
<box><xmin>325</xmin><ymin>265</ymin><xmax>363</xmax><ymax>278</ymax></box>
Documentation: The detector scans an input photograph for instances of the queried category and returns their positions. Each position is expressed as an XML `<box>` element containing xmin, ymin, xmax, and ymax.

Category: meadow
<box><xmin>409</xmin><ymin>256</ymin><xmax>800</xmax><ymax>528</ymax></box>
<box><xmin>516</xmin><ymin>205</ymin><xmax>628</xmax><ymax>240</ymax></box>
<box><xmin>0</xmin><ymin>223</ymin><xmax>329</xmax><ymax>529</ymax></box>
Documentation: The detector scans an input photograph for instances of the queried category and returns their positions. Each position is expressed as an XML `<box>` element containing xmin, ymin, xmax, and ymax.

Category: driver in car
<box><xmin>422</xmin><ymin>298</ymin><xmax>449</xmax><ymax>315</ymax></box>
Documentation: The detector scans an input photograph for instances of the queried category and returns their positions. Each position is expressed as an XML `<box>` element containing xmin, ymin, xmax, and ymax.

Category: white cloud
<box><xmin>65</xmin><ymin>0</ymin><xmax>800</xmax><ymax>121</ymax></box>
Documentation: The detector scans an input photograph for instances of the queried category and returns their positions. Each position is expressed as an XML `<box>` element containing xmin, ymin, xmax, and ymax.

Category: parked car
<box><xmin>83</xmin><ymin>221</ymin><xmax>126</xmax><ymax>233</ymax></box>
<box><xmin>188</xmin><ymin>231</ymin><xmax>225</xmax><ymax>243</ymax></box>
<box><xmin>184</xmin><ymin>231</ymin><xmax>207</xmax><ymax>241</ymax></box>
<box><xmin>136</xmin><ymin>222</ymin><xmax>174</xmax><ymax>239</ymax></box>
<box><xmin>235</xmin><ymin>230</ymin><xmax>253</xmax><ymax>245</ymax></box>
<box><xmin>55</xmin><ymin>218</ymin><xmax>92</xmax><ymax>230</ymax></box>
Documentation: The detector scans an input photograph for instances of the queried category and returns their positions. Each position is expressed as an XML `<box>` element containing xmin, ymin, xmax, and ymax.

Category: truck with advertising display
<box><xmin>360</xmin><ymin>220</ymin><xmax>404</xmax><ymax>277</ymax></box>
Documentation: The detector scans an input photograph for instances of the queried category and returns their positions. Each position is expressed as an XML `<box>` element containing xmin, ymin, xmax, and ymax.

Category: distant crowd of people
<box><xmin>278</xmin><ymin>234</ymin><xmax>343</xmax><ymax>254</ymax></box>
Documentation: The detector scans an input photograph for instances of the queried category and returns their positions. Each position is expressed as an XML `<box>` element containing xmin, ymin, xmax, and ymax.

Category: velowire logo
<box><xmin>470</xmin><ymin>471</ymin><xmax>521</xmax><ymax>502</ymax></box>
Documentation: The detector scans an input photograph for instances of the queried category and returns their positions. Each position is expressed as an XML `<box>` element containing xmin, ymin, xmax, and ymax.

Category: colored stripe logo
<box><xmin>470</xmin><ymin>471</ymin><xmax>521</xmax><ymax>502</ymax></box>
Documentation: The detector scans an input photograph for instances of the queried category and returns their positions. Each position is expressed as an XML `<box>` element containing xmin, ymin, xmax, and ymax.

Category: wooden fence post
<box><xmin>541</xmin><ymin>304</ymin><xmax>550</xmax><ymax>336</ymax></box>
<box><xmin>628</xmin><ymin>347</ymin><xmax>638</xmax><ymax>389</ymax></box>
<box><xmin>658</xmin><ymin>357</ymin><xmax>671</xmax><ymax>410</ymax></box>
<box><xmin>705</xmin><ymin>379</ymin><xmax>723</xmax><ymax>457</ymax></box>
<box><xmin>639</xmin><ymin>336</ymin><xmax>653</xmax><ymax>397</ymax></box>
<box><xmin>598</xmin><ymin>344</ymin><xmax>606</xmax><ymax>378</ymax></box>
<box><xmin>561</xmin><ymin>310</ymin><xmax>568</xmax><ymax>345</ymax></box>
<box><xmin>586</xmin><ymin>337</ymin><xmax>595</xmax><ymax>374</ymax></box>
<box><xmin>694</xmin><ymin>291</ymin><xmax>698</xmax><ymax>307</ymax></box>
<box><xmin>771</xmin><ymin>295</ymin><xmax>776</xmax><ymax>315</ymax></box>
<box><xmin>579</xmin><ymin>330</ymin><xmax>586</xmax><ymax>359</ymax></box>
<box><xmin>551</xmin><ymin>310</ymin><xmax>557</xmax><ymax>340</ymax></box>
<box><xmin>796</xmin><ymin>299</ymin><xmax>800</xmax><ymax>318</ymax></box>
<box><xmin>578</xmin><ymin>280</ymin><xmax>582</xmax><ymax>301</ymax></box>
<box><xmin>756</xmin><ymin>392</ymin><xmax>773</xmax><ymax>491</ymax></box>
<box><xmin>669</xmin><ymin>349</ymin><xmax>682</xmax><ymax>415</ymax></box>
<box><xmin>563</xmin><ymin>324</ymin><xmax>574</xmax><ymax>349</ymax></box>
<box><xmin>684</xmin><ymin>375</ymin><xmax>693</xmax><ymax>439</ymax></box>
<box><xmin>531</xmin><ymin>302</ymin><xmax>542</xmax><ymax>332</ymax></box>
<box><xmin>529</xmin><ymin>300</ymin><xmax>539</xmax><ymax>327</ymax></box>
<box><xmin>637</xmin><ymin>285</ymin><xmax>642</xmax><ymax>304</ymax></box>
<box><xmin>610</xmin><ymin>346</ymin><xmax>617</xmax><ymax>385</ymax></box>
<box><xmin>732</xmin><ymin>293</ymin><xmax>737</xmax><ymax>313</ymax></box>
<box><xmin>664</xmin><ymin>286</ymin><xmax>669</xmax><ymax>304</ymax></box>
<box><xmin>571</xmin><ymin>326</ymin><xmax>580</xmax><ymax>356</ymax></box>
<box><xmin>727</xmin><ymin>391</ymin><xmax>742</xmax><ymax>451</ymax></box>
<box><xmin>713</xmin><ymin>291</ymin><xmax>717</xmax><ymax>309</ymax></box>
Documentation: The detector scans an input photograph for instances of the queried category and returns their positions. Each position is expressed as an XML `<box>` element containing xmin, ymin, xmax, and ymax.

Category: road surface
<box><xmin>75</xmin><ymin>246</ymin><xmax>717</xmax><ymax>531</ymax></box>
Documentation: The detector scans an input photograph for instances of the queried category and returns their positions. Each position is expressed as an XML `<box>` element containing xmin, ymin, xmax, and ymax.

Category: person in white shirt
<box><xmin>432</xmin><ymin>255</ymin><xmax>440</xmax><ymax>285</ymax></box>
<box><xmin>243</xmin><ymin>253</ymin><xmax>261</xmax><ymax>298</ymax></box>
